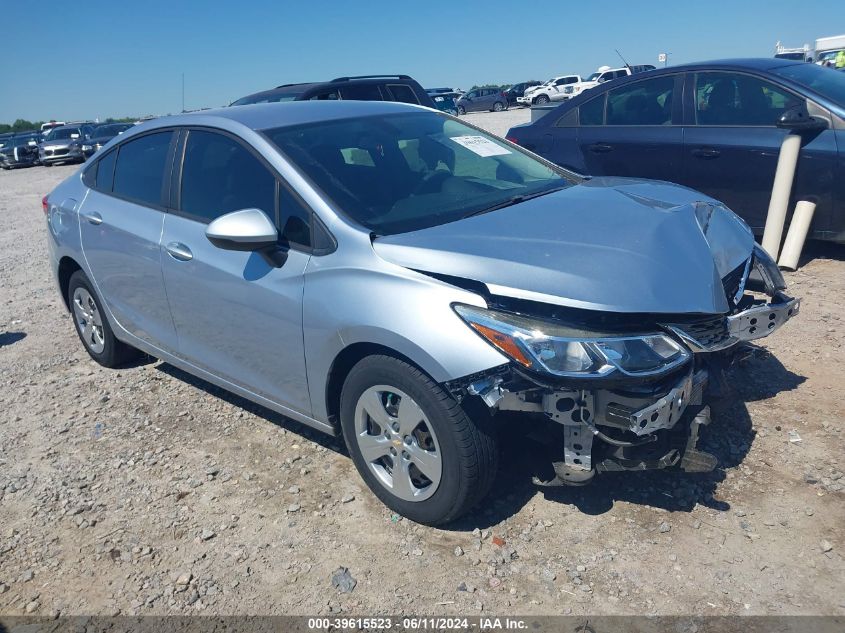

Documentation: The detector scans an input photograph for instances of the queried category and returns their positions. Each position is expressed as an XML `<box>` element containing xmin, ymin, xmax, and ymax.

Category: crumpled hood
<box><xmin>372</xmin><ymin>177</ymin><xmax>755</xmax><ymax>315</ymax></box>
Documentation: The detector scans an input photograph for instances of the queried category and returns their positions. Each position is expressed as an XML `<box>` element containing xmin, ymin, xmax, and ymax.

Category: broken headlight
<box><xmin>453</xmin><ymin>304</ymin><xmax>690</xmax><ymax>378</ymax></box>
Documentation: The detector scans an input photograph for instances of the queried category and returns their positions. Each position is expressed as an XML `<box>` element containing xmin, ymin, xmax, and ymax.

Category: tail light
<box><xmin>42</xmin><ymin>195</ymin><xmax>49</xmax><ymax>215</ymax></box>
<box><xmin>506</xmin><ymin>136</ymin><xmax>520</xmax><ymax>145</ymax></box>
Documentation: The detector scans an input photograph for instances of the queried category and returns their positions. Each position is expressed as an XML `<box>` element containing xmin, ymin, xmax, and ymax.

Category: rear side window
<box><xmin>180</xmin><ymin>130</ymin><xmax>275</xmax><ymax>223</ymax></box>
<box><xmin>579</xmin><ymin>95</ymin><xmax>605</xmax><ymax>125</ymax></box>
<box><xmin>340</xmin><ymin>84</ymin><xmax>384</xmax><ymax>101</ymax></box>
<box><xmin>95</xmin><ymin>149</ymin><xmax>117</xmax><ymax>191</ymax></box>
<box><xmin>607</xmin><ymin>75</ymin><xmax>675</xmax><ymax>125</ymax></box>
<box><xmin>386</xmin><ymin>84</ymin><xmax>420</xmax><ymax>104</ymax></box>
<box><xmin>112</xmin><ymin>131</ymin><xmax>173</xmax><ymax>206</ymax></box>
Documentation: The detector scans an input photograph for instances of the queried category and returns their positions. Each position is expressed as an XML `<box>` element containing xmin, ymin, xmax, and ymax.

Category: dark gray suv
<box><xmin>455</xmin><ymin>88</ymin><xmax>509</xmax><ymax>114</ymax></box>
<box><xmin>231</xmin><ymin>75</ymin><xmax>435</xmax><ymax>109</ymax></box>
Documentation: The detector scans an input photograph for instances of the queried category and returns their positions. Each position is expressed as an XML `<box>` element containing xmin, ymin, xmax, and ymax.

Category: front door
<box><xmin>681</xmin><ymin>71</ymin><xmax>839</xmax><ymax>235</ymax></box>
<box><xmin>160</xmin><ymin>129</ymin><xmax>313</xmax><ymax>415</ymax></box>
<box><xmin>78</xmin><ymin>130</ymin><xmax>179</xmax><ymax>352</ymax></box>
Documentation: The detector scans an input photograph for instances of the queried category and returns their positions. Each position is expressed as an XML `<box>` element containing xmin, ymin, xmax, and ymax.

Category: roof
<box><xmin>135</xmin><ymin>100</ymin><xmax>431</xmax><ymax>134</ymax></box>
<box><xmin>663</xmin><ymin>58</ymin><xmax>804</xmax><ymax>72</ymax></box>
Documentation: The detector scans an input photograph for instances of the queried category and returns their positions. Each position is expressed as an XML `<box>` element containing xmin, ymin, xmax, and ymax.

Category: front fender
<box><xmin>302</xmin><ymin>263</ymin><xmax>508</xmax><ymax>423</ymax></box>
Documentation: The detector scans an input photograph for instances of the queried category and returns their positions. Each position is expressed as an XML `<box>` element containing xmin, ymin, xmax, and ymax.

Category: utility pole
<box><xmin>181</xmin><ymin>73</ymin><xmax>185</xmax><ymax>113</ymax></box>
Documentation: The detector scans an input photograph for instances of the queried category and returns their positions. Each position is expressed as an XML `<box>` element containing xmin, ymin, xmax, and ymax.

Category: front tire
<box><xmin>340</xmin><ymin>355</ymin><xmax>498</xmax><ymax>526</ymax></box>
<box><xmin>457</xmin><ymin>105</ymin><xmax>466</xmax><ymax>115</ymax></box>
<box><xmin>68</xmin><ymin>270</ymin><xmax>140</xmax><ymax>368</ymax></box>
<box><xmin>535</xmin><ymin>94</ymin><xmax>550</xmax><ymax>105</ymax></box>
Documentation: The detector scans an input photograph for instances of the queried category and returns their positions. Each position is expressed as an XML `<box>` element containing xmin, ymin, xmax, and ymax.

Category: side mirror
<box><xmin>206</xmin><ymin>208</ymin><xmax>288</xmax><ymax>266</ymax></box>
<box><xmin>777</xmin><ymin>104</ymin><xmax>827</xmax><ymax>131</ymax></box>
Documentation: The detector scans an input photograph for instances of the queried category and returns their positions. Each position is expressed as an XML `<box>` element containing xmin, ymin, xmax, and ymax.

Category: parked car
<box><xmin>562</xmin><ymin>64</ymin><xmax>657</xmax><ymax>100</ymax></box>
<box><xmin>0</xmin><ymin>131</ymin><xmax>42</xmax><ymax>169</ymax></box>
<box><xmin>231</xmin><ymin>75</ymin><xmax>436</xmax><ymax>109</ymax></box>
<box><xmin>455</xmin><ymin>88</ymin><xmax>509</xmax><ymax>113</ymax></box>
<box><xmin>505</xmin><ymin>81</ymin><xmax>543</xmax><ymax>106</ymax></box>
<box><xmin>39</xmin><ymin>124</ymin><xmax>95</xmax><ymax>166</ymax></box>
<box><xmin>0</xmin><ymin>133</ymin><xmax>14</xmax><ymax>152</ymax></box>
<box><xmin>45</xmin><ymin>100</ymin><xmax>798</xmax><ymax>525</ymax></box>
<box><xmin>518</xmin><ymin>76</ymin><xmax>582</xmax><ymax>105</ymax></box>
<box><xmin>506</xmin><ymin>58</ymin><xmax>845</xmax><ymax>243</ymax></box>
<box><xmin>40</xmin><ymin>121</ymin><xmax>66</xmax><ymax>136</ymax></box>
<box><xmin>429</xmin><ymin>92</ymin><xmax>460</xmax><ymax>116</ymax></box>
<box><xmin>81</xmin><ymin>123</ymin><xmax>134</xmax><ymax>159</ymax></box>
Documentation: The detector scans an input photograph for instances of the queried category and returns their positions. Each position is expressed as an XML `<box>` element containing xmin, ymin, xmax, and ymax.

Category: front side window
<box><xmin>266</xmin><ymin>111</ymin><xmax>574</xmax><ymax>235</ymax></box>
<box><xmin>695</xmin><ymin>72</ymin><xmax>803</xmax><ymax>126</ymax></box>
<box><xmin>112</xmin><ymin>131</ymin><xmax>173</xmax><ymax>206</ymax></box>
<box><xmin>387</xmin><ymin>84</ymin><xmax>419</xmax><ymax>104</ymax></box>
<box><xmin>607</xmin><ymin>75</ymin><xmax>675</xmax><ymax>125</ymax></box>
<box><xmin>180</xmin><ymin>130</ymin><xmax>275</xmax><ymax>223</ymax></box>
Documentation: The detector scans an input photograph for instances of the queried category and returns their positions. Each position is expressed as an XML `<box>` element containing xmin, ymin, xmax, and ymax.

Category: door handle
<box><xmin>165</xmin><ymin>242</ymin><xmax>193</xmax><ymax>262</ymax></box>
<box><xmin>80</xmin><ymin>211</ymin><xmax>102</xmax><ymax>225</ymax></box>
<box><xmin>587</xmin><ymin>143</ymin><xmax>614</xmax><ymax>153</ymax></box>
<box><xmin>691</xmin><ymin>147</ymin><xmax>721</xmax><ymax>159</ymax></box>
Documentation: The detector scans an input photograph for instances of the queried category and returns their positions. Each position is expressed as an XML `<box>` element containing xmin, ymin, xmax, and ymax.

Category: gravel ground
<box><xmin>462</xmin><ymin>107</ymin><xmax>531</xmax><ymax>138</ymax></box>
<box><xmin>1</xmin><ymin>126</ymin><xmax>844</xmax><ymax>617</ymax></box>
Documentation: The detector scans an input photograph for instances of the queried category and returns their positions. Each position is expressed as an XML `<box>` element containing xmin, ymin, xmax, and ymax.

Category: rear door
<box><xmin>681</xmin><ymin>70</ymin><xmax>838</xmax><ymax>234</ymax></box>
<box><xmin>78</xmin><ymin>130</ymin><xmax>179</xmax><ymax>352</ymax></box>
<box><xmin>575</xmin><ymin>74</ymin><xmax>684</xmax><ymax>181</ymax></box>
<box><xmin>160</xmin><ymin>128</ymin><xmax>313</xmax><ymax>414</ymax></box>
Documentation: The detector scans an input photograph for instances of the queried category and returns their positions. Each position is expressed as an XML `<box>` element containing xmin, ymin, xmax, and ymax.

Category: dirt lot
<box><xmin>1</xmin><ymin>115</ymin><xmax>844</xmax><ymax>617</ymax></box>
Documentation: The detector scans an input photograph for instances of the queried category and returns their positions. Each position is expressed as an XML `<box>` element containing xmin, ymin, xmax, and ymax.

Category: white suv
<box><xmin>562</xmin><ymin>64</ymin><xmax>656</xmax><ymax>99</ymax></box>
<box><xmin>517</xmin><ymin>75</ymin><xmax>582</xmax><ymax>105</ymax></box>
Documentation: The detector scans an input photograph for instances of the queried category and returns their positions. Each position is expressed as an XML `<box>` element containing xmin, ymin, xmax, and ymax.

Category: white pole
<box><xmin>777</xmin><ymin>200</ymin><xmax>817</xmax><ymax>271</ymax></box>
<box><xmin>761</xmin><ymin>133</ymin><xmax>802</xmax><ymax>260</ymax></box>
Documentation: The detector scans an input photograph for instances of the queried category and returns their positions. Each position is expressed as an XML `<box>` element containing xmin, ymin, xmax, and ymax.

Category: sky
<box><xmin>1</xmin><ymin>0</ymin><xmax>841</xmax><ymax>123</ymax></box>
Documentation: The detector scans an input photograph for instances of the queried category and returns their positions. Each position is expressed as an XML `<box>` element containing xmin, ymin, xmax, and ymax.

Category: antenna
<box><xmin>615</xmin><ymin>49</ymin><xmax>631</xmax><ymax>69</ymax></box>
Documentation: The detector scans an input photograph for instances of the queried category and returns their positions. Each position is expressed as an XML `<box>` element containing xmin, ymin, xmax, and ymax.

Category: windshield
<box><xmin>773</xmin><ymin>63</ymin><xmax>845</xmax><ymax>107</ymax></box>
<box><xmin>93</xmin><ymin>123</ymin><xmax>132</xmax><ymax>138</ymax></box>
<box><xmin>586</xmin><ymin>73</ymin><xmax>601</xmax><ymax>81</ymax></box>
<box><xmin>232</xmin><ymin>92</ymin><xmax>302</xmax><ymax>106</ymax></box>
<box><xmin>266</xmin><ymin>111</ymin><xmax>574</xmax><ymax>235</ymax></box>
<box><xmin>45</xmin><ymin>127</ymin><xmax>80</xmax><ymax>141</ymax></box>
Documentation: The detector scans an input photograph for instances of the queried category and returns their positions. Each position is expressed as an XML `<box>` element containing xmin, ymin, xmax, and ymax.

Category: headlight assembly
<box><xmin>453</xmin><ymin>304</ymin><xmax>690</xmax><ymax>379</ymax></box>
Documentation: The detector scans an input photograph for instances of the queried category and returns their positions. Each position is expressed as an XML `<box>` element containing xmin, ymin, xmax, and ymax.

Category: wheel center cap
<box><xmin>392</xmin><ymin>438</ymin><xmax>402</xmax><ymax>448</ymax></box>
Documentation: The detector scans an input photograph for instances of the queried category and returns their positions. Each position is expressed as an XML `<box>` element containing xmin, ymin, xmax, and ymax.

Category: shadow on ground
<box><xmin>153</xmin><ymin>343</ymin><xmax>804</xmax><ymax>532</ymax></box>
<box><xmin>797</xmin><ymin>240</ymin><xmax>845</xmax><ymax>267</ymax></box>
<box><xmin>0</xmin><ymin>331</ymin><xmax>26</xmax><ymax>347</ymax></box>
<box><xmin>450</xmin><ymin>345</ymin><xmax>806</xmax><ymax>531</ymax></box>
<box><xmin>155</xmin><ymin>363</ymin><xmax>345</xmax><ymax>455</ymax></box>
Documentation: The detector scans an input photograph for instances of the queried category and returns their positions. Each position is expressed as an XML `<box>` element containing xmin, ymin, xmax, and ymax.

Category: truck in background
<box><xmin>815</xmin><ymin>34</ymin><xmax>845</xmax><ymax>66</ymax></box>
<box><xmin>774</xmin><ymin>41</ymin><xmax>813</xmax><ymax>61</ymax></box>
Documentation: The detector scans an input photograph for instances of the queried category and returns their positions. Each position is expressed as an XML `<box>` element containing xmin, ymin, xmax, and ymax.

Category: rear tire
<box><xmin>492</xmin><ymin>101</ymin><xmax>504</xmax><ymax>112</ymax></box>
<box><xmin>67</xmin><ymin>270</ymin><xmax>140</xmax><ymax>368</ymax></box>
<box><xmin>457</xmin><ymin>106</ymin><xmax>466</xmax><ymax>115</ymax></box>
<box><xmin>340</xmin><ymin>355</ymin><xmax>498</xmax><ymax>526</ymax></box>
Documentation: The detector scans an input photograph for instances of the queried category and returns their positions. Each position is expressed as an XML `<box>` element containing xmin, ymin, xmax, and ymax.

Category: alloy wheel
<box><xmin>72</xmin><ymin>287</ymin><xmax>105</xmax><ymax>354</ymax></box>
<box><xmin>354</xmin><ymin>385</ymin><xmax>443</xmax><ymax>502</ymax></box>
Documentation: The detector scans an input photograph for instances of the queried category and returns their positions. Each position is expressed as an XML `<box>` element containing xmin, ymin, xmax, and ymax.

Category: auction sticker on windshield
<box><xmin>449</xmin><ymin>135</ymin><xmax>511</xmax><ymax>157</ymax></box>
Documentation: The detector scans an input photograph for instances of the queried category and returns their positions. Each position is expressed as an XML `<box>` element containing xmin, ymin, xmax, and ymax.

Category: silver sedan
<box><xmin>44</xmin><ymin>101</ymin><xmax>798</xmax><ymax>525</ymax></box>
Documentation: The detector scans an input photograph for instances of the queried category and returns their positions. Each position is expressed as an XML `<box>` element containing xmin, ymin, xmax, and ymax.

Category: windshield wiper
<box><xmin>461</xmin><ymin>186</ymin><xmax>568</xmax><ymax>219</ymax></box>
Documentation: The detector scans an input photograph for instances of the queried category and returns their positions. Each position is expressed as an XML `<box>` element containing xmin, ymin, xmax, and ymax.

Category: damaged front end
<box><xmin>446</xmin><ymin>245</ymin><xmax>799</xmax><ymax>486</ymax></box>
